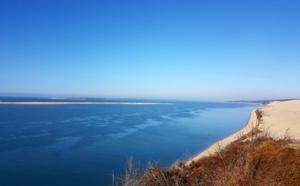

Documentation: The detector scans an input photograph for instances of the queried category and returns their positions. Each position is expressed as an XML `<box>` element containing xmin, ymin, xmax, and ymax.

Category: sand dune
<box><xmin>260</xmin><ymin>100</ymin><xmax>300</xmax><ymax>140</ymax></box>
<box><xmin>186</xmin><ymin>100</ymin><xmax>300</xmax><ymax>166</ymax></box>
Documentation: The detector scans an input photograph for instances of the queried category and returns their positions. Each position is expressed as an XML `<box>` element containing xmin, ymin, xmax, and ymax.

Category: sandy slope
<box><xmin>186</xmin><ymin>100</ymin><xmax>300</xmax><ymax>166</ymax></box>
<box><xmin>260</xmin><ymin>100</ymin><xmax>300</xmax><ymax>140</ymax></box>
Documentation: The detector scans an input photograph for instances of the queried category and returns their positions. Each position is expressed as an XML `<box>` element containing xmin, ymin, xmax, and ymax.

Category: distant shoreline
<box><xmin>0</xmin><ymin>102</ymin><xmax>170</xmax><ymax>105</ymax></box>
<box><xmin>228</xmin><ymin>98</ymin><xmax>299</xmax><ymax>105</ymax></box>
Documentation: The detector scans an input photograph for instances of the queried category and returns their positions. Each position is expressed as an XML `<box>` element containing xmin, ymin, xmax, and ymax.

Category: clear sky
<box><xmin>0</xmin><ymin>0</ymin><xmax>299</xmax><ymax>101</ymax></box>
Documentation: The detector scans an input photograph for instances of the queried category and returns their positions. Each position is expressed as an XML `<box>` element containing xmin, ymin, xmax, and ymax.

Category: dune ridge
<box><xmin>186</xmin><ymin>100</ymin><xmax>300</xmax><ymax>166</ymax></box>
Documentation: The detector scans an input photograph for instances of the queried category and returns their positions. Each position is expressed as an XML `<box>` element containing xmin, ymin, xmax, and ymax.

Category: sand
<box><xmin>186</xmin><ymin>100</ymin><xmax>300</xmax><ymax>166</ymax></box>
<box><xmin>0</xmin><ymin>102</ymin><xmax>169</xmax><ymax>105</ymax></box>
<box><xmin>259</xmin><ymin>100</ymin><xmax>300</xmax><ymax>139</ymax></box>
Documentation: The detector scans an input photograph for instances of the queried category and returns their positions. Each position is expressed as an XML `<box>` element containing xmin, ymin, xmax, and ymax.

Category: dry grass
<box><xmin>116</xmin><ymin>133</ymin><xmax>300</xmax><ymax>186</ymax></box>
<box><xmin>116</xmin><ymin>108</ymin><xmax>300</xmax><ymax>185</ymax></box>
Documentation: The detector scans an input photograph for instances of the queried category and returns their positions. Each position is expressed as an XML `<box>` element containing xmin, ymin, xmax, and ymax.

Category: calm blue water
<box><xmin>0</xmin><ymin>98</ymin><xmax>259</xmax><ymax>185</ymax></box>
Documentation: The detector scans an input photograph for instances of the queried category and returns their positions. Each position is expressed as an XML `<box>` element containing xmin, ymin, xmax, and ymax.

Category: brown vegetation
<box><xmin>115</xmin><ymin>133</ymin><xmax>300</xmax><ymax>186</ymax></box>
<box><xmin>240</xmin><ymin>109</ymin><xmax>264</xmax><ymax>141</ymax></box>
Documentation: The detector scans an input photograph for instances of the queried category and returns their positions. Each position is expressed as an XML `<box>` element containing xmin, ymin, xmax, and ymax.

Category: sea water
<box><xmin>0</xmin><ymin>98</ymin><xmax>259</xmax><ymax>186</ymax></box>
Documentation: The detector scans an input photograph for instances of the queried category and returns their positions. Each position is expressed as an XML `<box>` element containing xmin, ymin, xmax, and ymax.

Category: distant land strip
<box><xmin>0</xmin><ymin>102</ymin><xmax>171</xmax><ymax>105</ymax></box>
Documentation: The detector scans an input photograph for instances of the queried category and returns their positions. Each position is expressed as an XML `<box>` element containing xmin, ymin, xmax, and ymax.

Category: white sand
<box><xmin>259</xmin><ymin>100</ymin><xmax>300</xmax><ymax>140</ymax></box>
<box><xmin>0</xmin><ymin>102</ymin><xmax>169</xmax><ymax>105</ymax></box>
<box><xmin>186</xmin><ymin>100</ymin><xmax>300</xmax><ymax>166</ymax></box>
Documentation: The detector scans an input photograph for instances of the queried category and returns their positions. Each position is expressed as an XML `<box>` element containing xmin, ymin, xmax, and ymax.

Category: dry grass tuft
<box><xmin>117</xmin><ymin>133</ymin><xmax>300</xmax><ymax>186</ymax></box>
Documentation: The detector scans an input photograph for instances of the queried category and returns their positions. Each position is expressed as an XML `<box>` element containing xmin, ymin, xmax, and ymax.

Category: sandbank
<box><xmin>186</xmin><ymin>100</ymin><xmax>300</xmax><ymax>166</ymax></box>
<box><xmin>0</xmin><ymin>102</ymin><xmax>169</xmax><ymax>105</ymax></box>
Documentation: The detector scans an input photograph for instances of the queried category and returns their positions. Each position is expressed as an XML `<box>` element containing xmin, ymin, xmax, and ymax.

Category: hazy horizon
<box><xmin>1</xmin><ymin>1</ymin><xmax>300</xmax><ymax>101</ymax></box>
<box><xmin>0</xmin><ymin>92</ymin><xmax>297</xmax><ymax>103</ymax></box>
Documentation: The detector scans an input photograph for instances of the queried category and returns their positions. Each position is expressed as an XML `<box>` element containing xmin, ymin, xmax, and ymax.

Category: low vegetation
<box><xmin>114</xmin><ymin>132</ymin><xmax>300</xmax><ymax>186</ymax></box>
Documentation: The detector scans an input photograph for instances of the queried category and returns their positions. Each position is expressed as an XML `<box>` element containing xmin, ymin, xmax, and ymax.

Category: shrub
<box><xmin>117</xmin><ymin>133</ymin><xmax>300</xmax><ymax>186</ymax></box>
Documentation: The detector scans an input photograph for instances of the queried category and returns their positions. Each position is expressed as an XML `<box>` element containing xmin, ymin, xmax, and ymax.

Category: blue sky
<box><xmin>0</xmin><ymin>0</ymin><xmax>299</xmax><ymax>100</ymax></box>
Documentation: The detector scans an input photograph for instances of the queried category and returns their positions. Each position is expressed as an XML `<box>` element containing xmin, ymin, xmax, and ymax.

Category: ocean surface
<box><xmin>0</xmin><ymin>97</ymin><xmax>259</xmax><ymax>186</ymax></box>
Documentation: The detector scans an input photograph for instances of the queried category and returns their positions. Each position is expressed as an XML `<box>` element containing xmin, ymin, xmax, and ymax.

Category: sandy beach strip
<box><xmin>0</xmin><ymin>102</ymin><xmax>170</xmax><ymax>105</ymax></box>
<box><xmin>186</xmin><ymin>100</ymin><xmax>300</xmax><ymax>166</ymax></box>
